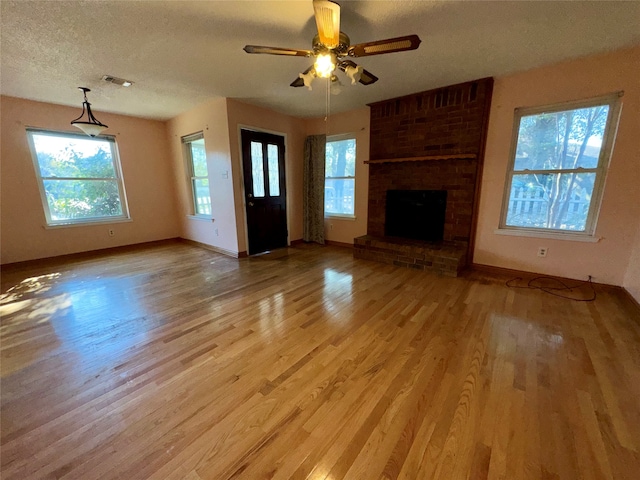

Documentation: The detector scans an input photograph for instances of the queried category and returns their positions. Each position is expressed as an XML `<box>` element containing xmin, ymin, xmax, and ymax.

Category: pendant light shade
<box><xmin>70</xmin><ymin>87</ymin><xmax>108</xmax><ymax>137</ymax></box>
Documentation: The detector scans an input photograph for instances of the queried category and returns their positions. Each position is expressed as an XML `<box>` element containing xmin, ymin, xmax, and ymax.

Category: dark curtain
<box><xmin>303</xmin><ymin>134</ymin><xmax>326</xmax><ymax>244</ymax></box>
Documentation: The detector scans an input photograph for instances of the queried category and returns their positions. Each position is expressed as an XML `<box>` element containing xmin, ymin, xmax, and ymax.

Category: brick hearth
<box><xmin>356</xmin><ymin>78</ymin><xmax>493</xmax><ymax>276</ymax></box>
<box><xmin>354</xmin><ymin>235</ymin><xmax>466</xmax><ymax>277</ymax></box>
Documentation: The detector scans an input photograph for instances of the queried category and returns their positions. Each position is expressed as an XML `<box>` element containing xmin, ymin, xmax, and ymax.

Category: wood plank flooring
<box><xmin>1</xmin><ymin>241</ymin><xmax>639</xmax><ymax>479</ymax></box>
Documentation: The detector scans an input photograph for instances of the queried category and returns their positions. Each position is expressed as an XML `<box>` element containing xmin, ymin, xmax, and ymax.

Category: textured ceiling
<box><xmin>2</xmin><ymin>1</ymin><xmax>639</xmax><ymax>120</ymax></box>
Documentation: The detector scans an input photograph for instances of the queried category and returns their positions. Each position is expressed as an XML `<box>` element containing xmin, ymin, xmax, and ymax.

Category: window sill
<box><xmin>187</xmin><ymin>215</ymin><xmax>214</xmax><ymax>222</ymax></box>
<box><xmin>494</xmin><ymin>228</ymin><xmax>600</xmax><ymax>243</ymax></box>
<box><xmin>325</xmin><ymin>214</ymin><xmax>357</xmax><ymax>221</ymax></box>
<box><xmin>44</xmin><ymin>217</ymin><xmax>132</xmax><ymax>229</ymax></box>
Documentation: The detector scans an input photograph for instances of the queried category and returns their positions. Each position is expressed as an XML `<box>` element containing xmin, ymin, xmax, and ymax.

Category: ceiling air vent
<box><xmin>102</xmin><ymin>75</ymin><xmax>133</xmax><ymax>87</ymax></box>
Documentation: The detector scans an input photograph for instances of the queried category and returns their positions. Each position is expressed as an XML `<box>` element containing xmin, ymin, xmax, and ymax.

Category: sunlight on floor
<box><xmin>0</xmin><ymin>272</ymin><xmax>62</xmax><ymax>305</ymax></box>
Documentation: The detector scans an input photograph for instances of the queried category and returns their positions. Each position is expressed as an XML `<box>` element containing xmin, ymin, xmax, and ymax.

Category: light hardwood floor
<box><xmin>1</xmin><ymin>241</ymin><xmax>639</xmax><ymax>479</ymax></box>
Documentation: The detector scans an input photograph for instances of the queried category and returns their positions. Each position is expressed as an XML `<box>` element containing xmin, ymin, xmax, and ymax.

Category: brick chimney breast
<box><xmin>357</xmin><ymin>78</ymin><xmax>494</xmax><ymax>276</ymax></box>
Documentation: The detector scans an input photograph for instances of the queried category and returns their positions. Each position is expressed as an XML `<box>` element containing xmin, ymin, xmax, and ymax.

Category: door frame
<box><xmin>237</xmin><ymin>124</ymin><xmax>290</xmax><ymax>254</ymax></box>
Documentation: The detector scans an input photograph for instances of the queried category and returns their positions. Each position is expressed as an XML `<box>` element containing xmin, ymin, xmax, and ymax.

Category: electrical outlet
<box><xmin>108</xmin><ymin>228</ymin><xmax>115</xmax><ymax>237</ymax></box>
<box><xmin>537</xmin><ymin>247</ymin><xmax>548</xmax><ymax>257</ymax></box>
<box><xmin>215</xmin><ymin>228</ymin><xmax>219</xmax><ymax>236</ymax></box>
<box><xmin>330</xmin><ymin>223</ymin><xmax>334</xmax><ymax>230</ymax></box>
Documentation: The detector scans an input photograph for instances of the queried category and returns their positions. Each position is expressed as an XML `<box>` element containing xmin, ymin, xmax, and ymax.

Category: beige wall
<box><xmin>4</xmin><ymin>47</ymin><xmax>639</xmax><ymax>294</ymax></box>
<box><xmin>225</xmin><ymin>99</ymin><xmax>306</xmax><ymax>252</ymax></box>
<box><xmin>0</xmin><ymin>96</ymin><xmax>179</xmax><ymax>264</ymax></box>
<box><xmin>304</xmin><ymin>107</ymin><xmax>370</xmax><ymax>245</ymax></box>
<box><xmin>166</xmin><ymin>98</ymin><xmax>240</xmax><ymax>254</ymax></box>
<box><xmin>474</xmin><ymin>47</ymin><xmax>640</xmax><ymax>286</ymax></box>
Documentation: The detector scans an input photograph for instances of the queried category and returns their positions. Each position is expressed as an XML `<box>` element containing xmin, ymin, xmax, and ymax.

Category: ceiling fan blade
<box><xmin>348</xmin><ymin>34</ymin><xmax>421</xmax><ymax>57</ymax></box>
<box><xmin>313</xmin><ymin>0</ymin><xmax>341</xmax><ymax>48</ymax></box>
<box><xmin>358</xmin><ymin>68</ymin><xmax>379</xmax><ymax>85</ymax></box>
<box><xmin>290</xmin><ymin>65</ymin><xmax>315</xmax><ymax>87</ymax></box>
<box><xmin>243</xmin><ymin>45</ymin><xmax>312</xmax><ymax>57</ymax></box>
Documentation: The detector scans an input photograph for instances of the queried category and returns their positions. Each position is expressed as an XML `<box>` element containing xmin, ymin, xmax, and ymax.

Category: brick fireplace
<box><xmin>354</xmin><ymin>78</ymin><xmax>493</xmax><ymax>276</ymax></box>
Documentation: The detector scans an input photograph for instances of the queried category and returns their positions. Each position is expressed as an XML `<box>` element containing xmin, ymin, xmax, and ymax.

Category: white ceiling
<box><xmin>2</xmin><ymin>1</ymin><xmax>639</xmax><ymax>121</ymax></box>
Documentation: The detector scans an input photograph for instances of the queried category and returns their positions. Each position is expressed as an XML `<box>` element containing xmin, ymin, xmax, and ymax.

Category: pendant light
<box><xmin>70</xmin><ymin>87</ymin><xmax>108</xmax><ymax>137</ymax></box>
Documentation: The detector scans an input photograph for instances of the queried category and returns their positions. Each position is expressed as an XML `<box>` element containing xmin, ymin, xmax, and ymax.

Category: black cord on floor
<box><xmin>505</xmin><ymin>275</ymin><xmax>596</xmax><ymax>302</ymax></box>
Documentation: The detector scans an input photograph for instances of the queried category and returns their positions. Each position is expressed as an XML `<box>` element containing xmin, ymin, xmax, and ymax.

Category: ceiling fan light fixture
<box><xmin>330</xmin><ymin>75</ymin><xmax>342</xmax><ymax>95</ymax></box>
<box><xmin>314</xmin><ymin>52</ymin><xmax>336</xmax><ymax>78</ymax></box>
<box><xmin>70</xmin><ymin>87</ymin><xmax>108</xmax><ymax>137</ymax></box>
<box><xmin>245</xmin><ymin>0</ymin><xmax>419</xmax><ymax>91</ymax></box>
<box><xmin>299</xmin><ymin>70</ymin><xmax>316</xmax><ymax>90</ymax></box>
<box><xmin>345</xmin><ymin>64</ymin><xmax>363</xmax><ymax>85</ymax></box>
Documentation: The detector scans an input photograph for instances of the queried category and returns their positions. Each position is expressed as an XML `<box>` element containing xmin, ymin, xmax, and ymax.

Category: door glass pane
<box><xmin>514</xmin><ymin>105</ymin><xmax>609</xmax><ymax>171</ymax></box>
<box><xmin>267</xmin><ymin>144</ymin><xmax>280</xmax><ymax>197</ymax></box>
<box><xmin>506</xmin><ymin>172</ymin><xmax>595</xmax><ymax>231</ymax></box>
<box><xmin>193</xmin><ymin>178</ymin><xmax>211</xmax><ymax>215</ymax></box>
<box><xmin>251</xmin><ymin>141</ymin><xmax>265</xmax><ymax>198</ymax></box>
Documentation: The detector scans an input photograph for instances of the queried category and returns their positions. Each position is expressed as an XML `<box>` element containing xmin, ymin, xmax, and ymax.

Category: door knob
<box><xmin>248</xmin><ymin>202</ymin><xmax>254</xmax><ymax>206</ymax></box>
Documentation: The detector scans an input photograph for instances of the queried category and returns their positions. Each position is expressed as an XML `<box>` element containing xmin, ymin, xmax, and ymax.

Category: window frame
<box><xmin>182</xmin><ymin>132</ymin><xmax>211</xmax><ymax>218</ymax></box>
<box><xmin>26</xmin><ymin>128</ymin><xmax>130</xmax><ymax>227</ymax></box>
<box><xmin>324</xmin><ymin>133</ymin><xmax>357</xmax><ymax>219</ymax></box>
<box><xmin>498</xmin><ymin>92</ymin><xmax>623</xmax><ymax>238</ymax></box>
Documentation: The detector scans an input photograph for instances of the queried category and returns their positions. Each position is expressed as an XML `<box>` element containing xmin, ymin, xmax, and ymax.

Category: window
<box><xmin>182</xmin><ymin>132</ymin><xmax>211</xmax><ymax>216</ymax></box>
<box><xmin>26</xmin><ymin>128</ymin><xmax>129</xmax><ymax>226</ymax></box>
<box><xmin>500</xmin><ymin>93</ymin><xmax>622</xmax><ymax>236</ymax></box>
<box><xmin>325</xmin><ymin>136</ymin><xmax>356</xmax><ymax>217</ymax></box>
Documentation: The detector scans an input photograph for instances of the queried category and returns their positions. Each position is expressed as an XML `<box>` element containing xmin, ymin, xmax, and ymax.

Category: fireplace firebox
<box><xmin>385</xmin><ymin>190</ymin><xmax>447</xmax><ymax>242</ymax></box>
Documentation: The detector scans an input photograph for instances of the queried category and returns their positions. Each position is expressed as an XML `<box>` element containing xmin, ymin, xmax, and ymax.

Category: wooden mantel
<box><xmin>364</xmin><ymin>153</ymin><xmax>477</xmax><ymax>165</ymax></box>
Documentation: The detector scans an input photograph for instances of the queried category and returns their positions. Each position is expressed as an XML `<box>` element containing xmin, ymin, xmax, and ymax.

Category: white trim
<box><xmin>325</xmin><ymin>214</ymin><xmax>357</xmax><ymax>221</ymax></box>
<box><xmin>186</xmin><ymin>215</ymin><xmax>214</xmax><ymax>222</ymax></box>
<box><xmin>181</xmin><ymin>131</ymin><xmax>204</xmax><ymax>144</ymax></box>
<box><xmin>494</xmin><ymin>228</ymin><xmax>600</xmax><ymax>243</ymax></box>
<box><xmin>26</xmin><ymin>128</ymin><xmax>130</xmax><ymax>227</ymax></box>
<box><xmin>513</xmin><ymin>92</ymin><xmax>623</xmax><ymax>116</ymax></box>
<box><xmin>327</xmin><ymin>132</ymin><xmax>358</xmax><ymax>142</ymax></box>
<box><xmin>325</xmin><ymin>136</ymin><xmax>357</xmax><ymax>218</ymax></box>
<box><xmin>26</xmin><ymin>126</ymin><xmax>116</xmax><ymax>142</ymax></box>
<box><xmin>44</xmin><ymin>217</ymin><xmax>133</xmax><ymax>229</ymax></box>
<box><xmin>499</xmin><ymin>92</ymin><xmax>623</xmax><ymax>236</ymax></box>
<box><xmin>182</xmin><ymin>132</ymin><xmax>211</xmax><ymax>216</ymax></box>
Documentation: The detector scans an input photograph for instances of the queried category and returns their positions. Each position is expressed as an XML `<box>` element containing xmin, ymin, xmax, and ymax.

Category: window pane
<box><xmin>325</xmin><ymin>178</ymin><xmax>355</xmax><ymax>215</ymax></box>
<box><xmin>267</xmin><ymin>144</ymin><xmax>280</xmax><ymax>197</ymax></box>
<box><xmin>515</xmin><ymin>105</ymin><xmax>609</xmax><ymax>171</ymax></box>
<box><xmin>32</xmin><ymin>134</ymin><xmax>116</xmax><ymax>178</ymax></box>
<box><xmin>43</xmin><ymin>179</ymin><xmax>123</xmax><ymax>220</ymax></box>
<box><xmin>506</xmin><ymin>173</ymin><xmax>595</xmax><ymax>231</ymax></box>
<box><xmin>193</xmin><ymin>178</ymin><xmax>211</xmax><ymax>215</ymax></box>
<box><xmin>190</xmin><ymin>139</ymin><xmax>208</xmax><ymax>177</ymax></box>
<box><xmin>251</xmin><ymin>141</ymin><xmax>265</xmax><ymax>197</ymax></box>
<box><xmin>326</xmin><ymin>139</ymin><xmax>356</xmax><ymax>178</ymax></box>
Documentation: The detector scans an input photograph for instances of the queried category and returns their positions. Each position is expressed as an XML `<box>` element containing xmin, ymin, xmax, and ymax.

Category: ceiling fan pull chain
<box><xmin>325</xmin><ymin>76</ymin><xmax>330</xmax><ymax>137</ymax></box>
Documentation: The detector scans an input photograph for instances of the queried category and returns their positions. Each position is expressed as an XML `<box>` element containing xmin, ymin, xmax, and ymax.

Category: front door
<box><xmin>241</xmin><ymin>129</ymin><xmax>287</xmax><ymax>255</ymax></box>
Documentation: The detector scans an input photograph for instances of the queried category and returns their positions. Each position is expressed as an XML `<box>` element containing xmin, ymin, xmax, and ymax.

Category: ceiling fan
<box><xmin>243</xmin><ymin>0</ymin><xmax>421</xmax><ymax>90</ymax></box>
